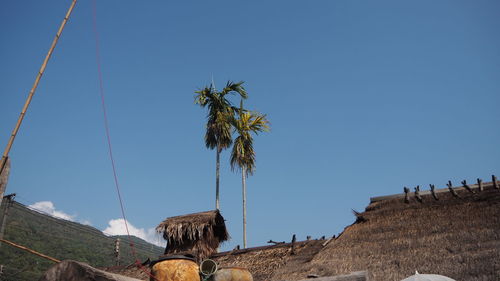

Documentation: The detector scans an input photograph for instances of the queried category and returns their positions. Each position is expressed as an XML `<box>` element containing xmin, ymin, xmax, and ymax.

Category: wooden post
<box><xmin>114</xmin><ymin>238</ymin><xmax>120</xmax><ymax>266</ymax></box>
<box><xmin>0</xmin><ymin>158</ymin><xmax>10</xmax><ymax>210</ymax></box>
<box><xmin>267</xmin><ymin>240</ymin><xmax>285</xmax><ymax>245</ymax></box>
<box><xmin>429</xmin><ymin>184</ymin><xmax>439</xmax><ymax>200</ymax></box>
<box><xmin>493</xmin><ymin>175</ymin><xmax>499</xmax><ymax>189</ymax></box>
<box><xmin>477</xmin><ymin>178</ymin><xmax>483</xmax><ymax>192</ymax></box>
<box><xmin>404</xmin><ymin>187</ymin><xmax>410</xmax><ymax>203</ymax></box>
<box><xmin>414</xmin><ymin>186</ymin><xmax>423</xmax><ymax>203</ymax></box>
<box><xmin>447</xmin><ymin>180</ymin><xmax>459</xmax><ymax>197</ymax></box>
<box><xmin>0</xmin><ymin>194</ymin><xmax>15</xmax><ymax>249</ymax></box>
<box><xmin>461</xmin><ymin>180</ymin><xmax>475</xmax><ymax>193</ymax></box>
<box><xmin>0</xmin><ymin>0</ymin><xmax>78</xmax><ymax>202</ymax></box>
<box><xmin>291</xmin><ymin>234</ymin><xmax>296</xmax><ymax>255</ymax></box>
<box><xmin>322</xmin><ymin>235</ymin><xmax>335</xmax><ymax>247</ymax></box>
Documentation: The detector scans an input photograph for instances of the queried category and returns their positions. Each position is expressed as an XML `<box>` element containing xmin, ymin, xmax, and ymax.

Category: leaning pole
<box><xmin>0</xmin><ymin>0</ymin><xmax>78</xmax><ymax>207</ymax></box>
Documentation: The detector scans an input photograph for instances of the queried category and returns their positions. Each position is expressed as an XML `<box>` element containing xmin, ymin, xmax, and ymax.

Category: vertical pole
<box><xmin>212</xmin><ymin>78</ymin><xmax>220</xmax><ymax>211</ymax></box>
<box><xmin>0</xmin><ymin>158</ymin><xmax>10</xmax><ymax>210</ymax></box>
<box><xmin>477</xmin><ymin>178</ymin><xmax>483</xmax><ymax>192</ymax></box>
<box><xmin>114</xmin><ymin>238</ymin><xmax>120</xmax><ymax>266</ymax></box>
<box><xmin>0</xmin><ymin>0</ymin><xmax>78</xmax><ymax>195</ymax></box>
<box><xmin>430</xmin><ymin>184</ymin><xmax>439</xmax><ymax>201</ymax></box>
<box><xmin>0</xmin><ymin>194</ymin><xmax>15</xmax><ymax>248</ymax></box>
<box><xmin>414</xmin><ymin>185</ymin><xmax>422</xmax><ymax>202</ymax></box>
<box><xmin>403</xmin><ymin>187</ymin><xmax>410</xmax><ymax>203</ymax></box>
<box><xmin>242</xmin><ymin>166</ymin><xmax>247</xmax><ymax>248</ymax></box>
<box><xmin>215</xmin><ymin>148</ymin><xmax>220</xmax><ymax>210</ymax></box>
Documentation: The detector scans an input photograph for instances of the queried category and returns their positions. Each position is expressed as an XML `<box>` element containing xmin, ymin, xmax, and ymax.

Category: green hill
<box><xmin>0</xmin><ymin>199</ymin><xmax>163</xmax><ymax>281</ymax></box>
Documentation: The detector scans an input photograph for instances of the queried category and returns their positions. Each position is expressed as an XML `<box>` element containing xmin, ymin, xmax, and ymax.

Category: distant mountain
<box><xmin>0</xmin><ymin>199</ymin><xmax>163</xmax><ymax>281</ymax></box>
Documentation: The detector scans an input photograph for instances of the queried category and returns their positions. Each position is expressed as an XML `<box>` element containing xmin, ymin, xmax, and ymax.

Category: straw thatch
<box><xmin>110</xmin><ymin>181</ymin><xmax>500</xmax><ymax>281</ymax></box>
<box><xmin>212</xmin><ymin>239</ymin><xmax>326</xmax><ymax>281</ymax></box>
<box><xmin>156</xmin><ymin>210</ymin><xmax>229</xmax><ymax>261</ymax></box>
<box><xmin>212</xmin><ymin>182</ymin><xmax>500</xmax><ymax>281</ymax></box>
<box><xmin>303</xmin><ymin>183</ymin><xmax>500</xmax><ymax>281</ymax></box>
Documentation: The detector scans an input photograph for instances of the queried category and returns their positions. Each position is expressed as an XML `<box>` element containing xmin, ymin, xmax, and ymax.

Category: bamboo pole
<box><xmin>0</xmin><ymin>0</ymin><xmax>78</xmax><ymax>177</ymax></box>
<box><xmin>0</xmin><ymin>238</ymin><xmax>60</xmax><ymax>263</ymax></box>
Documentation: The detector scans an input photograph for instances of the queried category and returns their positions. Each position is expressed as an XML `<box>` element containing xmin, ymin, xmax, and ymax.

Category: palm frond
<box><xmin>194</xmin><ymin>87</ymin><xmax>214</xmax><ymax>107</ymax></box>
<box><xmin>195</xmin><ymin>81</ymin><xmax>245</xmax><ymax>151</ymax></box>
<box><xmin>220</xmin><ymin>81</ymin><xmax>248</xmax><ymax>100</ymax></box>
<box><xmin>229</xmin><ymin>104</ymin><xmax>270</xmax><ymax>176</ymax></box>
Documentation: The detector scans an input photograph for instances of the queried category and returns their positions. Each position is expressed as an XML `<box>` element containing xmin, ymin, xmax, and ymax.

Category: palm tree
<box><xmin>195</xmin><ymin>81</ymin><xmax>248</xmax><ymax>210</ymax></box>
<box><xmin>230</xmin><ymin>102</ymin><xmax>269</xmax><ymax>248</ymax></box>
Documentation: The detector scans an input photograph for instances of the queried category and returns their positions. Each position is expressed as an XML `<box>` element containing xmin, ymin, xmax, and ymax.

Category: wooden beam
<box><xmin>429</xmin><ymin>184</ymin><xmax>439</xmax><ymax>200</ymax></box>
<box><xmin>291</xmin><ymin>234</ymin><xmax>296</xmax><ymax>255</ymax></box>
<box><xmin>447</xmin><ymin>181</ymin><xmax>459</xmax><ymax>197</ymax></box>
<box><xmin>0</xmin><ymin>238</ymin><xmax>60</xmax><ymax>263</ymax></box>
<box><xmin>414</xmin><ymin>186</ymin><xmax>423</xmax><ymax>202</ymax></box>
<box><xmin>403</xmin><ymin>187</ymin><xmax>410</xmax><ymax>203</ymax></box>
<box><xmin>461</xmin><ymin>180</ymin><xmax>475</xmax><ymax>193</ymax></box>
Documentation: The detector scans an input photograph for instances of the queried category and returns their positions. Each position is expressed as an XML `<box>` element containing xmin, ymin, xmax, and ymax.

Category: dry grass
<box><xmin>212</xmin><ymin>240</ymin><xmax>326</xmax><ymax>281</ymax></box>
<box><xmin>306</xmin><ymin>185</ymin><xmax>500</xmax><ymax>281</ymax></box>
<box><xmin>107</xmin><ymin>184</ymin><xmax>500</xmax><ymax>281</ymax></box>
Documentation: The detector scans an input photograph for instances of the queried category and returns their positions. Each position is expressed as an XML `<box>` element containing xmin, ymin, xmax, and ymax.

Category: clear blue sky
<box><xmin>1</xmin><ymin>0</ymin><xmax>499</xmax><ymax>250</ymax></box>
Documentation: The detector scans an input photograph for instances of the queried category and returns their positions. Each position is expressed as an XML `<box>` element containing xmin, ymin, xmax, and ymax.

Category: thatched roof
<box><xmin>302</xmin><ymin>182</ymin><xmax>500</xmax><ymax>281</ymax></box>
<box><xmin>211</xmin><ymin>239</ymin><xmax>327</xmax><ymax>281</ymax></box>
<box><xmin>112</xmin><ymin>181</ymin><xmax>500</xmax><ymax>281</ymax></box>
<box><xmin>156</xmin><ymin>210</ymin><xmax>229</xmax><ymax>261</ymax></box>
<box><xmin>213</xmin><ymin>182</ymin><xmax>500</xmax><ymax>281</ymax></box>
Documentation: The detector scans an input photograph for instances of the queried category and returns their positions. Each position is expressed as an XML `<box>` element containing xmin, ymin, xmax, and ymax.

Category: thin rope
<box><xmin>90</xmin><ymin>2</ymin><xmax>159</xmax><ymax>279</ymax></box>
<box><xmin>90</xmin><ymin>0</ymin><xmax>131</xmax><ymax>238</ymax></box>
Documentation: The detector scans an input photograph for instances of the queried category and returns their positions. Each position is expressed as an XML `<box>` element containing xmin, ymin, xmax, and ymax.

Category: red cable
<box><xmin>90</xmin><ymin>2</ymin><xmax>159</xmax><ymax>280</ymax></box>
<box><xmin>90</xmin><ymin>0</ymin><xmax>131</xmax><ymax>238</ymax></box>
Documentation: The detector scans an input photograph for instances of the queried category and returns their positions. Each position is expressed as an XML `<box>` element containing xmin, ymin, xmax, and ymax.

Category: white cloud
<box><xmin>27</xmin><ymin>201</ymin><xmax>163</xmax><ymax>247</ymax></box>
<box><xmin>28</xmin><ymin>201</ymin><xmax>92</xmax><ymax>226</ymax></box>
<box><xmin>103</xmin><ymin>218</ymin><xmax>165</xmax><ymax>247</ymax></box>
<box><xmin>80</xmin><ymin>220</ymin><xmax>92</xmax><ymax>226</ymax></box>
<box><xmin>29</xmin><ymin>201</ymin><xmax>75</xmax><ymax>221</ymax></box>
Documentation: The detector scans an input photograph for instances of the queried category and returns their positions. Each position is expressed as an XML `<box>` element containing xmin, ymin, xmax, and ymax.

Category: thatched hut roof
<box><xmin>156</xmin><ymin>210</ymin><xmax>229</xmax><ymax>261</ymax></box>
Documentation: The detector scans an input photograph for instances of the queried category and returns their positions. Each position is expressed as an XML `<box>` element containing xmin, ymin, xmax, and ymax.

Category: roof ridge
<box><xmin>370</xmin><ymin>179</ymin><xmax>499</xmax><ymax>203</ymax></box>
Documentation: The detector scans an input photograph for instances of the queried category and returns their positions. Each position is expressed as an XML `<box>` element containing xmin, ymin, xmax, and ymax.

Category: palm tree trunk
<box><xmin>215</xmin><ymin>147</ymin><xmax>220</xmax><ymax>210</ymax></box>
<box><xmin>242</xmin><ymin>166</ymin><xmax>247</xmax><ymax>248</ymax></box>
